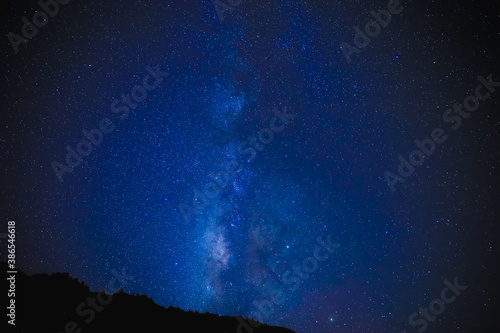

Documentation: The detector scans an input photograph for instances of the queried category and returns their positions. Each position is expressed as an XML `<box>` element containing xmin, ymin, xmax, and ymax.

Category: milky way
<box><xmin>2</xmin><ymin>0</ymin><xmax>500</xmax><ymax>332</ymax></box>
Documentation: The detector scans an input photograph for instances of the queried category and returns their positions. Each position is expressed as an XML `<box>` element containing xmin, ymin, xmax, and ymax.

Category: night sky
<box><xmin>2</xmin><ymin>0</ymin><xmax>500</xmax><ymax>332</ymax></box>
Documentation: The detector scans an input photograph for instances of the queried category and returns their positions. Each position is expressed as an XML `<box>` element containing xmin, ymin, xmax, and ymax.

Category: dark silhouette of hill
<box><xmin>2</xmin><ymin>262</ymin><xmax>296</xmax><ymax>333</ymax></box>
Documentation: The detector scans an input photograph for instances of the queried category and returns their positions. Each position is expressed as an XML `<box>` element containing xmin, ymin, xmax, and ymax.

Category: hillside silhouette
<box><xmin>2</xmin><ymin>262</ymin><xmax>296</xmax><ymax>333</ymax></box>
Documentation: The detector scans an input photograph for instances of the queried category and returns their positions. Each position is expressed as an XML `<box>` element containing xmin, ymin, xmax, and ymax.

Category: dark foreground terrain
<box><xmin>3</xmin><ymin>262</ymin><xmax>295</xmax><ymax>333</ymax></box>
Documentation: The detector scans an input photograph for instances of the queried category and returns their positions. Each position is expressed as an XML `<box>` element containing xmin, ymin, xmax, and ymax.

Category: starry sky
<box><xmin>1</xmin><ymin>0</ymin><xmax>500</xmax><ymax>332</ymax></box>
